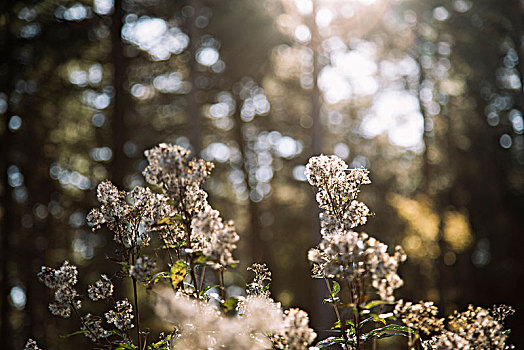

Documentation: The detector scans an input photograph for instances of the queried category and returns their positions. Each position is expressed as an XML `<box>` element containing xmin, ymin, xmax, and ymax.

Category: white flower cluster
<box><xmin>154</xmin><ymin>291</ymin><xmax>315</xmax><ymax>350</ymax></box>
<box><xmin>37</xmin><ymin>261</ymin><xmax>80</xmax><ymax>318</ymax></box>
<box><xmin>87</xmin><ymin>181</ymin><xmax>174</xmax><ymax>248</ymax></box>
<box><xmin>246</xmin><ymin>263</ymin><xmax>272</xmax><ymax>297</ymax></box>
<box><xmin>241</xmin><ymin>295</ymin><xmax>285</xmax><ymax>334</ymax></box>
<box><xmin>242</xmin><ymin>265</ymin><xmax>316</xmax><ymax>349</ymax></box>
<box><xmin>130</xmin><ymin>256</ymin><xmax>156</xmax><ymax>282</ymax></box>
<box><xmin>86</xmin><ymin>144</ymin><xmax>239</xmax><ymax>269</ymax></box>
<box><xmin>394</xmin><ymin>300</ymin><xmax>444</xmax><ymax>335</ymax></box>
<box><xmin>273</xmin><ymin>308</ymin><xmax>317</xmax><ymax>350</ymax></box>
<box><xmin>422</xmin><ymin>331</ymin><xmax>471</xmax><ymax>349</ymax></box>
<box><xmin>105</xmin><ymin>299</ymin><xmax>134</xmax><ymax>331</ymax></box>
<box><xmin>128</xmin><ymin>186</ymin><xmax>175</xmax><ymax>232</ymax></box>
<box><xmin>155</xmin><ymin>292</ymin><xmax>270</xmax><ymax>349</ymax></box>
<box><xmin>306</xmin><ymin>155</ymin><xmax>406</xmax><ymax>301</ymax></box>
<box><xmin>308</xmin><ymin>231</ymin><xmax>406</xmax><ymax>301</ymax></box>
<box><xmin>191</xmin><ymin>206</ymin><xmax>239</xmax><ymax>267</ymax></box>
<box><xmin>305</xmin><ymin>155</ymin><xmax>371</xmax><ymax>231</ymax></box>
<box><xmin>87</xmin><ymin>274</ymin><xmax>114</xmax><ymax>301</ymax></box>
<box><xmin>81</xmin><ymin>313</ymin><xmax>107</xmax><ymax>342</ymax></box>
<box><xmin>142</xmin><ymin>144</ymin><xmax>238</xmax><ymax>266</ymax></box>
<box><xmin>490</xmin><ymin>304</ymin><xmax>515</xmax><ymax>323</ymax></box>
<box><xmin>143</xmin><ymin>143</ymin><xmax>213</xmax><ymax>216</ymax></box>
<box><xmin>422</xmin><ymin>305</ymin><xmax>513</xmax><ymax>349</ymax></box>
<box><xmin>24</xmin><ymin>339</ymin><xmax>41</xmax><ymax>350</ymax></box>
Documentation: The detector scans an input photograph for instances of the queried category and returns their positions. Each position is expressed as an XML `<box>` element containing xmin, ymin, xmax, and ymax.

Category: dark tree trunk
<box><xmin>232</xmin><ymin>99</ymin><xmax>264</xmax><ymax>263</ymax></box>
<box><xmin>0</xmin><ymin>1</ymin><xmax>15</xmax><ymax>347</ymax></box>
<box><xmin>110</xmin><ymin>0</ymin><xmax>129</xmax><ymax>188</ymax></box>
<box><xmin>188</xmin><ymin>0</ymin><xmax>202</xmax><ymax>155</ymax></box>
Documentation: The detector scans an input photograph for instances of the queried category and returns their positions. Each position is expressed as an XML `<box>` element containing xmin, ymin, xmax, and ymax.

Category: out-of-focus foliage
<box><xmin>1</xmin><ymin>0</ymin><xmax>523</xmax><ymax>348</ymax></box>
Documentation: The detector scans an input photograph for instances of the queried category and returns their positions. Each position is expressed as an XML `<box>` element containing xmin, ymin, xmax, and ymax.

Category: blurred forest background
<box><xmin>1</xmin><ymin>0</ymin><xmax>523</xmax><ymax>348</ymax></box>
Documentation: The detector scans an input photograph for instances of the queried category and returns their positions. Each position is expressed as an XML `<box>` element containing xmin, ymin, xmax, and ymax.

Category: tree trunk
<box><xmin>232</xmin><ymin>98</ymin><xmax>264</xmax><ymax>263</ymax></box>
<box><xmin>110</xmin><ymin>0</ymin><xmax>128</xmax><ymax>188</ymax></box>
<box><xmin>0</xmin><ymin>1</ymin><xmax>15</xmax><ymax>347</ymax></box>
<box><xmin>188</xmin><ymin>0</ymin><xmax>202</xmax><ymax>155</ymax></box>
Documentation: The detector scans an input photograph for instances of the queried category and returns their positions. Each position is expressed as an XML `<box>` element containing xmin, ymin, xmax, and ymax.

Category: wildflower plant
<box><xmin>31</xmin><ymin>146</ymin><xmax>514</xmax><ymax>350</ymax></box>
<box><xmin>303</xmin><ymin>155</ymin><xmax>513</xmax><ymax>349</ymax></box>
<box><xmin>305</xmin><ymin>155</ymin><xmax>410</xmax><ymax>349</ymax></box>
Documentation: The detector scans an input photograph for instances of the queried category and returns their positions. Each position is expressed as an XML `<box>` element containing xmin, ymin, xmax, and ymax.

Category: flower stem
<box><xmin>324</xmin><ymin>277</ymin><xmax>348</xmax><ymax>348</ymax></box>
<box><xmin>199</xmin><ymin>266</ymin><xmax>206</xmax><ymax>292</ymax></box>
<box><xmin>131</xmin><ymin>249</ymin><xmax>142</xmax><ymax>350</ymax></box>
<box><xmin>219</xmin><ymin>268</ymin><xmax>225</xmax><ymax>301</ymax></box>
<box><xmin>132</xmin><ymin>277</ymin><xmax>142</xmax><ymax>350</ymax></box>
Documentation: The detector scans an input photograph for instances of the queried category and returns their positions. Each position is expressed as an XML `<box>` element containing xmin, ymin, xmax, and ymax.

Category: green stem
<box><xmin>353</xmin><ymin>280</ymin><xmax>362</xmax><ymax>350</ymax></box>
<box><xmin>132</xmin><ymin>277</ymin><xmax>142</xmax><ymax>349</ymax></box>
<box><xmin>131</xmin><ymin>250</ymin><xmax>142</xmax><ymax>350</ymax></box>
<box><xmin>182</xmin><ymin>214</ymin><xmax>200</xmax><ymax>296</ymax></box>
<box><xmin>199</xmin><ymin>266</ymin><xmax>207</xmax><ymax>292</ymax></box>
<box><xmin>324</xmin><ymin>278</ymin><xmax>347</xmax><ymax>346</ymax></box>
<box><xmin>161</xmin><ymin>234</ymin><xmax>175</xmax><ymax>267</ymax></box>
<box><xmin>219</xmin><ymin>268</ymin><xmax>225</xmax><ymax>301</ymax></box>
<box><xmin>142</xmin><ymin>330</ymin><xmax>149</xmax><ymax>350</ymax></box>
<box><xmin>189</xmin><ymin>269</ymin><xmax>199</xmax><ymax>296</ymax></box>
<box><xmin>355</xmin><ymin>303</ymin><xmax>361</xmax><ymax>350</ymax></box>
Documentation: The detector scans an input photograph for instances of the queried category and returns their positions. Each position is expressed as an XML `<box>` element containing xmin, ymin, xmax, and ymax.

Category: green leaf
<box><xmin>362</xmin><ymin>324</ymin><xmax>416</xmax><ymax>342</ymax></box>
<box><xmin>199</xmin><ymin>284</ymin><xmax>219</xmax><ymax>297</ymax></box>
<box><xmin>147</xmin><ymin>334</ymin><xmax>172</xmax><ymax>349</ymax></box>
<box><xmin>330</xmin><ymin>281</ymin><xmax>341</xmax><ymax>298</ymax></box>
<box><xmin>363</xmin><ymin>300</ymin><xmax>392</xmax><ymax>310</ymax></box>
<box><xmin>147</xmin><ymin>340</ymin><xmax>169</xmax><ymax>350</ymax></box>
<box><xmin>113</xmin><ymin>341</ymin><xmax>137</xmax><ymax>350</ymax></box>
<box><xmin>377</xmin><ymin>312</ymin><xmax>395</xmax><ymax>321</ymax></box>
<box><xmin>60</xmin><ymin>329</ymin><xmax>90</xmax><ymax>338</ymax></box>
<box><xmin>323</xmin><ymin>296</ymin><xmax>340</xmax><ymax>304</ymax></box>
<box><xmin>170</xmin><ymin>260</ymin><xmax>187</xmax><ymax>289</ymax></box>
<box><xmin>147</xmin><ymin>346</ymin><xmax>168</xmax><ymax>350</ymax></box>
<box><xmin>191</xmin><ymin>251</ymin><xmax>208</xmax><ymax>264</ymax></box>
<box><xmin>153</xmin><ymin>215</ymin><xmax>182</xmax><ymax>227</ymax></box>
<box><xmin>359</xmin><ymin>316</ymin><xmax>374</xmax><ymax>327</ymax></box>
<box><xmin>361</xmin><ymin>312</ymin><xmax>392</xmax><ymax>326</ymax></box>
<box><xmin>372</xmin><ymin>332</ymin><xmax>407</xmax><ymax>340</ymax></box>
<box><xmin>119</xmin><ymin>262</ymin><xmax>131</xmax><ymax>274</ymax></box>
<box><xmin>372</xmin><ymin>313</ymin><xmax>387</xmax><ymax>325</ymax></box>
<box><xmin>378</xmin><ymin>324</ymin><xmax>415</xmax><ymax>333</ymax></box>
<box><xmin>147</xmin><ymin>271</ymin><xmax>169</xmax><ymax>288</ymax></box>
<box><xmin>316</xmin><ymin>336</ymin><xmax>347</xmax><ymax>348</ymax></box>
<box><xmin>146</xmin><ymin>183</ymin><xmax>165</xmax><ymax>195</ymax></box>
<box><xmin>106</xmin><ymin>329</ymin><xmax>125</xmax><ymax>337</ymax></box>
<box><xmin>331</xmin><ymin>320</ymin><xmax>355</xmax><ymax>330</ymax></box>
<box><xmin>148</xmin><ymin>343</ymin><xmax>169</xmax><ymax>350</ymax></box>
<box><xmin>504</xmin><ymin>329</ymin><xmax>511</xmax><ymax>335</ymax></box>
<box><xmin>183</xmin><ymin>281</ymin><xmax>196</xmax><ymax>292</ymax></box>
<box><xmin>223</xmin><ymin>296</ymin><xmax>239</xmax><ymax>311</ymax></box>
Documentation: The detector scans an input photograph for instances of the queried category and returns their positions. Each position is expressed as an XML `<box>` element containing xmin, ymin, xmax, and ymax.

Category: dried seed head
<box><xmin>105</xmin><ymin>299</ymin><xmax>134</xmax><ymax>331</ymax></box>
<box><xmin>88</xmin><ymin>274</ymin><xmax>114</xmax><ymax>301</ymax></box>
